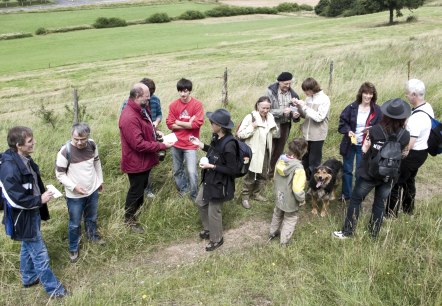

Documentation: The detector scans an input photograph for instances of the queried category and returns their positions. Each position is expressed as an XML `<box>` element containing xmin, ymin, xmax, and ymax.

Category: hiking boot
<box><xmin>332</xmin><ymin>231</ymin><xmax>350</xmax><ymax>240</ymax></box>
<box><xmin>23</xmin><ymin>279</ymin><xmax>40</xmax><ymax>288</ymax></box>
<box><xmin>69</xmin><ymin>251</ymin><xmax>79</xmax><ymax>263</ymax></box>
<box><xmin>241</xmin><ymin>199</ymin><xmax>251</xmax><ymax>209</ymax></box>
<box><xmin>199</xmin><ymin>230</ymin><xmax>210</xmax><ymax>240</ymax></box>
<box><xmin>205</xmin><ymin>237</ymin><xmax>224</xmax><ymax>252</ymax></box>
<box><xmin>129</xmin><ymin>223</ymin><xmax>145</xmax><ymax>234</ymax></box>
<box><xmin>252</xmin><ymin>194</ymin><xmax>268</xmax><ymax>202</ymax></box>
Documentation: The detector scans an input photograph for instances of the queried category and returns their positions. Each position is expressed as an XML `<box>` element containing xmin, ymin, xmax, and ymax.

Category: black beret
<box><xmin>277</xmin><ymin>72</ymin><xmax>293</xmax><ymax>82</ymax></box>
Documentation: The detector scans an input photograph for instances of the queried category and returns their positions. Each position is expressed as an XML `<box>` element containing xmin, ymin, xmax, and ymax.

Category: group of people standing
<box><xmin>0</xmin><ymin>72</ymin><xmax>434</xmax><ymax>297</ymax></box>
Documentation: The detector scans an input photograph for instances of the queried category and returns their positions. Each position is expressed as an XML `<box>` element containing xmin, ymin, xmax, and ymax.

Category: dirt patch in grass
<box><xmin>220</xmin><ymin>0</ymin><xmax>319</xmax><ymax>7</ymax></box>
<box><xmin>139</xmin><ymin>219</ymin><xmax>268</xmax><ymax>270</ymax></box>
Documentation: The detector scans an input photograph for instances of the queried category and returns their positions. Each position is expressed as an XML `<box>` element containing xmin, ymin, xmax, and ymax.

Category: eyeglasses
<box><xmin>73</xmin><ymin>137</ymin><xmax>88</xmax><ymax>143</ymax></box>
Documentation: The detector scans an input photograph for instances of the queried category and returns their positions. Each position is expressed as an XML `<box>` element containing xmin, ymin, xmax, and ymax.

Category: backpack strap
<box><xmin>65</xmin><ymin>141</ymin><xmax>71</xmax><ymax>172</ymax></box>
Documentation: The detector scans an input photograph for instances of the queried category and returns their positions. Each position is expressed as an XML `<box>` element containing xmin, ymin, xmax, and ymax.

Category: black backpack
<box><xmin>412</xmin><ymin>110</ymin><xmax>442</xmax><ymax>156</ymax></box>
<box><xmin>368</xmin><ymin>127</ymin><xmax>405</xmax><ymax>182</ymax></box>
<box><xmin>216</xmin><ymin>135</ymin><xmax>253</xmax><ymax>178</ymax></box>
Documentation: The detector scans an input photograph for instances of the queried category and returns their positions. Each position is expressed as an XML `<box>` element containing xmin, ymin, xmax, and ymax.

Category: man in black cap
<box><xmin>266</xmin><ymin>72</ymin><xmax>300</xmax><ymax>178</ymax></box>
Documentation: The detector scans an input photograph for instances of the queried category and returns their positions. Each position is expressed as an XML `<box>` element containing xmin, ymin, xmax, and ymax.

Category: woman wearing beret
<box><xmin>333</xmin><ymin>98</ymin><xmax>411</xmax><ymax>239</ymax></box>
<box><xmin>190</xmin><ymin>109</ymin><xmax>238</xmax><ymax>251</ymax></box>
<box><xmin>338</xmin><ymin>82</ymin><xmax>382</xmax><ymax>202</ymax></box>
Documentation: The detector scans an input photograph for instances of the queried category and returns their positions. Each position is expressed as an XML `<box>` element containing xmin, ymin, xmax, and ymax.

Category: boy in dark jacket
<box><xmin>1</xmin><ymin>126</ymin><xmax>66</xmax><ymax>297</ymax></box>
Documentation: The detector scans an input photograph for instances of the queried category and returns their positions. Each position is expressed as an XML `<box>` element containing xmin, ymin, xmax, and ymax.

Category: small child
<box><xmin>269</xmin><ymin>138</ymin><xmax>308</xmax><ymax>245</ymax></box>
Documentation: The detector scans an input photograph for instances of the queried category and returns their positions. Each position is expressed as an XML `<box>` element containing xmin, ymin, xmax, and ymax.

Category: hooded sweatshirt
<box><xmin>273</xmin><ymin>154</ymin><xmax>306</xmax><ymax>212</ymax></box>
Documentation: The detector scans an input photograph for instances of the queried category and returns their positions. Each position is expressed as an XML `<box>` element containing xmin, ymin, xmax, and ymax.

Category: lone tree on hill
<box><xmin>371</xmin><ymin>0</ymin><xmax>425</xmax><ymax>24</ymax></box>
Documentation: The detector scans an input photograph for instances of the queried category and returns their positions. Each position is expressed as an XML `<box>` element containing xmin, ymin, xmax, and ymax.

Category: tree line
<box><xmin>314</xmin><ymin>0</ymin><xmax>425</xmax><ymax>24</ymax></box>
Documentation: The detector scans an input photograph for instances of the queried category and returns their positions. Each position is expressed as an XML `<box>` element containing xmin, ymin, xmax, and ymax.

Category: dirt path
<box><xmin>137</xmin><ymin>219</ymin><xmax>269</xmax><ymax>271</ymax></box>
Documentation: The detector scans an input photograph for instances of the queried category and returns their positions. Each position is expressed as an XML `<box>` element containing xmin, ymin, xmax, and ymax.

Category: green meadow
<box><xmin>0</xmin><ymin>2</ymin><xmax>218</xmax><ymax>34</ymax></box>
<box><xmin>0</xmin><ymin>0</ymin><xmax>441</xmax><ymax>304</ymax></box>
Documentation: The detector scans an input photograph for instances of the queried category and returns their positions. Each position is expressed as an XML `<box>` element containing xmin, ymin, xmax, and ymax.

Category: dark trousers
<box><xmin>343</xmin><ymin>176</ymin><xmax>392</xmax><ymax>238</ymax></box>
<box><xmin>387</xmin><ymin>150</ymin><xmax>428</xmax><ymax>216</ymax></box>
<box><xmin>269</xmin><ymin>122</ymin><xmax>291</xmax><ymax>176</ymax></box>
<box><xmin>302</xmin><ymin>140</ymin><xmax>324</xmax><ymax>180</ymax></box>
<box><xmin>125</xmin><ymin>170</ymin><xmax>151</xmax><ymax>222</ymax></box>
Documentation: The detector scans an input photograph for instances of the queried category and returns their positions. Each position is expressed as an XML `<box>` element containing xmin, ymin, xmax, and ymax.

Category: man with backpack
<box><xmin>333</xmin><ymin>98</ymin><xmax>410</xmax><ymax>239</ymax></box>
<box><xmin>55</xmin><ymin>122</ymin><xmax>105</xmax><ymax>263</ymax></box>
<box><xmin>387</xmin><ymin>79</ymin><xmax>435</xmax><ymax>217</ymax></box>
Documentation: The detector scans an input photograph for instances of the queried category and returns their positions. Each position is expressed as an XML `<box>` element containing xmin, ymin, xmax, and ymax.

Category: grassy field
<box><xmin>0</xmin><ymin>0</ymin><xmax>441</xmax><ymax>305</ymax></box>
<box><xmin>0</xmin><ymin>2</ymin><xmax>219</xmax><ymax>34</ymax></box>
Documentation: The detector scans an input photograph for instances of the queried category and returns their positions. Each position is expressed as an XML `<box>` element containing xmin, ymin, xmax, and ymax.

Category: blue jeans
<box><xmin>172</xmin><ymin>147</ymin><xmax>198</xmax><ymax>201</ymax></box>
<box><xmin>20</xmin><ymin>213</ymin><xmax>66</xmax><ymax>297</ymax></box>
<box><xmin>66</xmin><ymin>189</ymin><xmax>99</xmax><ymax>252</ymax></box>
<box><xmin>342</xmin><ymin>176</ymin><xmax>393</xmax><ymax>238</ymax></box>
<box><xmin>342</xmin><ymin>144</ymin><xmax>362</xmax><ymax>199</ymax></box>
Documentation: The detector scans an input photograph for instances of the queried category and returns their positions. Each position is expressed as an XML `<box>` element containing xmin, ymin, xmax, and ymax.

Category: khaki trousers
<box><xmin>269</xmin><ymin>206</ymin><xmax>298</xmax><ymax>244</ymax></box>
<box><xmin>196</xmin><ymin>186</ymin><xmax>224</xmax><ymax>243</ymax></box>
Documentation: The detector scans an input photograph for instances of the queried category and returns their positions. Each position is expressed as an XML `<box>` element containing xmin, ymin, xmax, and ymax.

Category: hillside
<box><xmin>0</xmin><ymin>1</ymin><xmax>441</xmax><ymax>304</ymax></box>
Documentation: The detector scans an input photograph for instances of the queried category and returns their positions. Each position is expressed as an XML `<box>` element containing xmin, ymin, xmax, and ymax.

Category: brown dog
<box><xmin>308</xmin><ymin>159</ymin><xmax>342</xmax><ymax>217</ymax></box>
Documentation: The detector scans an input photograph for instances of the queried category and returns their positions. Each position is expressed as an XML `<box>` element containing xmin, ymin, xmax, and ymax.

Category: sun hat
<box><xmin>206</xmin><ymin>109</ymin><xmax>234</xmax><ymax>129</ymax></box>
<box><xmin>380</xmin><ymin>98</ymin><xmax>411</xmax><ymax>119</ymax></box>
<box><xmin>277</xmin><ymin>72</ymin><xmax>293</xmax><ymax>82</ymax></box>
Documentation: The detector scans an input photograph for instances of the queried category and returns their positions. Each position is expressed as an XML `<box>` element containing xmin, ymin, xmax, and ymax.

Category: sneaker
<box><xmin>252</xmin><ymin>194</ymin><xmax>268</xmax><ymax>202</ymax></box>
<box><xmin>268</xmin><ymin>230</ymin><xmax>280</xmax><ymax>241</ymax></box>
<box><xmin>199</xmin><ymin>230</ymin><xmax>210</xmax><ymax>240</ymax></box>
<box><xmin>241</xmin><ymin>199</ymin><xmax>251</xmax><ymax>209</ymax></box>
<box><xmin>332</xmin><ymin>231</ymin><xmax>350</xmax><ymax>240</ymax></box>
<box><xmin>205</xmin><ymin>237</ymin><xmax>224</xmax><ymax>252</ymax></box>
<box><xmin>23</xmin><ymin>279</ymin><xmax>40</xmax><ymax>288</ymax></box>
<box><xmin>90</xmin><ymin>237</ymin><xmax>106</xmax><ymax>245</ymax></box>
<box><xmin>69</xmin><ymin>251</ymin><xmax>79</xmax><ymax>263</ymax></box>
<box><xmin>145</xmin><ymin>191</ymin><xmax>155</xmax><ymax>198</ymax></box>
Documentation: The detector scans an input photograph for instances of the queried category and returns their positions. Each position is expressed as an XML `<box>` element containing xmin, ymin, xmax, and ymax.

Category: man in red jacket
<box><xmin>119</xmin><ymin>83</ymin><xmax>173</xmax><ymax>232</ymax></box>
<box><xmin>166</xmin><ymin>78</ymin><xmax>204</xmax><ymax>202</ymax></box>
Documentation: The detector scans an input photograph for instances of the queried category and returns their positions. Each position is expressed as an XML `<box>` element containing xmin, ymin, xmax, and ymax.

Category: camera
<box><xmin>156</xmin><ymin>132</ymin><xmax>166</xmax><ymax>161</ymax></box>
<box><xmin>158</xmin><ymin>150</ymin><xmax>166</xmax><ymax>161</ymax></box>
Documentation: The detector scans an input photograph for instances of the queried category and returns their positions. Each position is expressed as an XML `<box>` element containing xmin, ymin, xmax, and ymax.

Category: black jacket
<box><xmin>1</xmin><ymin>149</ymin><xmax>49</xmax><ymax>241</ymax></box>
<box><xmin>338</xmin><ymin>101</ymin><xmax>382</xmax><ymax>156</ymax></box>
<box><xmin>201</xmin><ymin>134</ymin><xmax>238</xmax><ymax>202</ymax></box>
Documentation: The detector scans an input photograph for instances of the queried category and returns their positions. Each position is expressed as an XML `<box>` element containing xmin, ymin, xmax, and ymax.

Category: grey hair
<box><xmin>72</xmin><ymin>122</ymin><xmax>90</xmax><ymax>137</ymax></box>
<box><xmin>406</xmin><ymin>79</ymin><xmax>425</xmax><ymax>98</ymax></box>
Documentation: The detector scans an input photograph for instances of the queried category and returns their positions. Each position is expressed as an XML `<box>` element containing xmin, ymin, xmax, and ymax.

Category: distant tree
<box><xmin>315</xmin><ymin>0</ymin><xmax>330</xmax><ymax>16</ymax></box>
<box><xmin>370</xmin><ymin>0</ymin><xmax>425</xmax><ymax>24</ymax></box>
<box><xmin>327</xmin><ymin>0</ymin><xmax>356</xmax><ymax>17</ymax></box>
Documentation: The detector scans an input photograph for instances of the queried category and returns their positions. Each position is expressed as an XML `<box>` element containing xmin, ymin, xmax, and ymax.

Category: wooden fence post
<box><xmin>328</xmin><ymin>60</ymin><xmax>334</xmax><ymax>95</ymax></box>
<box><xmin>222</xmin><ymin>67</ymin><xmax>228</xmax><ymax>106</ymax></box>
<box><xmin>407</xmin><ymin>60</ymin><xmax>411</xmax><ymax>80</ymax></box>
<box><xmin>73</xmin><ymin>89</ymin><xmax>79</xmax><ymax>124</ymax></box>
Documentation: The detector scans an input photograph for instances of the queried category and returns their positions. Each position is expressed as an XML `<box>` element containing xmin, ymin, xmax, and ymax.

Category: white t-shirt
<box><xmin>355</xmin><ymin>108</ymin><xmax>370</xmax><ymax>144</ymax></box>
<box><xmin>407</xmin><ymin>103</ymin><xmax>434</xmax><ymax>151</ymax></box>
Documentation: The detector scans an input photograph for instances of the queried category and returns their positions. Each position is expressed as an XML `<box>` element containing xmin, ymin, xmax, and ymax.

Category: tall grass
<box><xmin>0</xmin><ymin>3</ymin><xmax>441</xmax><ymax>305</ymax></box>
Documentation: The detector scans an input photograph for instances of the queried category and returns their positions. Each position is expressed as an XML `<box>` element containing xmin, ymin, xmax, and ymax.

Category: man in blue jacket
<box><xmin>0</xmin><ymin>126</ymin><xmax>67</xmax><ymax>298</ymax></box>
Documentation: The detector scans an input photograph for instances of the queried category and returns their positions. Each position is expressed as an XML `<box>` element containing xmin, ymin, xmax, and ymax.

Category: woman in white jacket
<box><xmin>237</xmin><ymin>96</ymin><xmax>278</xmax><ymax>209</ymax></box>
<box><xmin>292</xmin><ymin>77</ymin><xmax>330</xmax><ymax>180</ymax></box>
